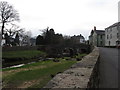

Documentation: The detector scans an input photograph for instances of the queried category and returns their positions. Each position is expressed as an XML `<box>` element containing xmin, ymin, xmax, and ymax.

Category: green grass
<box><xmin>2</xmin><ymin>50</ymin><xmax>46</xmax><ymax>58</ymax></box>
<box><xmin>3</xmin><ymin>60</ymin><xmax>55</xmax><ymax>71</ymax></box>
<box><xmin>2</xmin><ymin>50</ymin><xmax>47</xmax><ymax>68</ymax></box>
<box><xmin>2</xmin><ymin>59</ymin><xmax>77</xmax><ymax>88</ymax></box>
<box><xmin>75</xmin><ymin>53</ymin><xmax>87</xmax><ymax>58</ymax></box>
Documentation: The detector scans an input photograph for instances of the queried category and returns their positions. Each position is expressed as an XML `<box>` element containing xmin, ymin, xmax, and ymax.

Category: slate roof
<box><xmin>105</xmin><ymin>22</ymin><xmax>120</xmax><ymax>29</ymax></box>
<box><xmin>94</xmin><ymin>30</ymin><xmax>105</xmax><ymax>35</ymax></box>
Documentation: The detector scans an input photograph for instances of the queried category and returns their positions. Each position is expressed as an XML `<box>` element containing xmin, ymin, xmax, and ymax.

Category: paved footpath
<box><xmin>99</xmin><ymin>47</ymin><xmax>119</xmax><ymax>88</ymax></box>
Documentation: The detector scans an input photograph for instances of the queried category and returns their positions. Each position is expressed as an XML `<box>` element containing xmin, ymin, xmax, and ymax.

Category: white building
<box><xmin>89</xmin><ymin>26</ymin><xmax>105</xmax><ymax>47</ymax></box>
<box><xmin>71</xmin><ymin>34</ymin><xmax>85</xmax><ymax>44</ymax></box>
<box><xmin>20</xmin><ymin>36</ymin><xmax>31</xmax><ymax>46</ymax></box>
<box><xmin>1</xmin><ymin>39</ymin><xmax>5</xmax><ymax>46</ymax></box>
<box><xmin>79</xmin><ymin>34</ymin><xmax>85</xmax><ymax>43</ymax></box>
<box><xmin>105</xmin><ymin>22</ymin><xmax>120</xmax><ymax>46</ymax></box>
<box><xmin>105</xmin><ymin>1</ymin><xmax>120</xmax><ymax>47</ymax></box>
<box><xmin>0</xmin><ymin>33</ymin><xmax>5</xmax><ymax>46</ymax></box>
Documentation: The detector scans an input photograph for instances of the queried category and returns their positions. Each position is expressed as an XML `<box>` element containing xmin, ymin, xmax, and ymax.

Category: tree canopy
<box><xmin>0</xmin><ymin>1</ymin><xmax>19</xmax><ymax>35</ymax></box>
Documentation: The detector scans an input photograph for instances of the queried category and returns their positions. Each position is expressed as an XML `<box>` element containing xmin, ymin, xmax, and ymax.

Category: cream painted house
<box><xmin>89</xmin><ymin>26</ymin><xmax>105</xmax><ymax>47</ymax></box>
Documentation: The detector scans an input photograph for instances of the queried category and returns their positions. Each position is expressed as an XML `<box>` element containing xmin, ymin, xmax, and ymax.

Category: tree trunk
<box><xmin>1</xmin><ymin>22</ymin><xmax>5</xmax><ymax>35</ymax></box>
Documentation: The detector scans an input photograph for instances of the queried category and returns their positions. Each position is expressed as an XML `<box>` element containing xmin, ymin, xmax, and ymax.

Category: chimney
<box><xmin>94</xmin><ymin>26</ymin><xmax>96</xmax><ymax>30</ymax></box>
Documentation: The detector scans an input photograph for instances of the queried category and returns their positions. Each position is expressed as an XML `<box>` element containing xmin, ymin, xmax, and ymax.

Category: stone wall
<box><xmin>44</xmin><ymin>47</ymin><xmax>100</xmax><ymax>88</ymax></box>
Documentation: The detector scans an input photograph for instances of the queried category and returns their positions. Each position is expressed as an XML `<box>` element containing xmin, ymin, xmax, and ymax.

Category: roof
<box><xmin>105</xmin><ymin>22</ymin><xmax>120</xmax><ymax>29</ymax></box>
<box><xmin>72</xmin><ymin>34</ymin><xmax>85</xmax><ymax>39</ymax></box>
<box><xmin>79</xmin><ymin>34</ymin><xmax>84</xmax><ymax>39</ymax></box>
<box><xmin>94</xmin><ymin>30</ymin><xmax>105</xmax><ymax>35</ymax></box>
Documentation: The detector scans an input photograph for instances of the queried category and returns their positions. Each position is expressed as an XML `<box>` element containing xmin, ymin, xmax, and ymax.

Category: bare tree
<box><xmin>20</xmin><ymin>30</ymin><xmax>32</xmax><ymax>40</ymax></box>
<box><xmin>0</xmin><ymin>1</ymin><xmax>19</xmax><ymax>35</ymax></box>
<box><xmin>3</xmin><ymin>23</ymin><xmax>24</xmax><ymax>45</ymax></box>
<box><xmin>4</xmin><ymin>23</ymin><xmax>24</xmax><ymax>37</ymax></box>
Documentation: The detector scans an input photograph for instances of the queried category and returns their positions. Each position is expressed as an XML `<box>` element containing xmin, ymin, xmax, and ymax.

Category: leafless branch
<box><xmin>0</xmin><ymin>1</ymin><xmax>20</xmax><ymax>34</ymax></box>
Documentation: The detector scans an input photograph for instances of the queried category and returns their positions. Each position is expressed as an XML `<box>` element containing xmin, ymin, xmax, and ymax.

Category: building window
<box><xmin>106</xmin><ymin>29</ymin><xmax>108</xmax><ymax>32</ymax></box>
<box><xmin>107</xmin><ymin>35</ymin><xmax>109</xmax><ymax>39</ymax></box>
<box><xmin>117</xmin><ymin>25</ymin><xmax>119</xmax><ymax>30</ymax></box>
<box><xmin>109</xmin><ymin>41</ymin><xmax>110</xmax><ymax>46</ymax></box>
<box><xmin>117</xmin><ymin>33</ymin><xmax>119</xmax><ymax>38</ymax></box>
<box><xmin>116</xmin><ymin>40</ymin><xmax>120</xmax><ymax>45</ymax></box>
<box><xmin>100</xmin><ymin>41</ymin><xmax>102</xmax><ymax>46</ymax></box>
<box><xmin>100</xmin><ymin>35</ymin><xmax>102</xmax><ymax>39</ymax></box>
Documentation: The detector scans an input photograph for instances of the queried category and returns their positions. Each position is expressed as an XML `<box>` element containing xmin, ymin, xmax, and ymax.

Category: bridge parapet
<box><xmin>44</xmin><ymin>47</ymin><xmax>100</xmax><ymax>88</ymax></box>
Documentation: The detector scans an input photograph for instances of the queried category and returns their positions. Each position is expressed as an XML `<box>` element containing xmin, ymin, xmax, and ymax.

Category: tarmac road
<box><xmin>99</xmin><ymin>47</ymin><xmax>119</xmax><ymax>88</ymax></box>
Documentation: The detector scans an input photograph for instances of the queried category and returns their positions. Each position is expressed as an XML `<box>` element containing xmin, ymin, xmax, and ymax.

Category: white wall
<box><xmin>1</xmin><ymin>39</ymin><xmax>5</xmax><ymax>46</ymax></box>
<box><xmin>105</xmin><ymin>26</ymin><xmax>118</xmax><ymax>46</ymax></box>
<box><xmin>93</xmin><ymin>32</ymin><xmax>97</xmax><ymax>46</ymax></box>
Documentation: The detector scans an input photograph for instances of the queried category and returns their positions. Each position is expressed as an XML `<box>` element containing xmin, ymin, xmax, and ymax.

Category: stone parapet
<box><xmin>44</xmin><ymin>47</ymin><xmax>100</xmax><ymax>88</ymax></box>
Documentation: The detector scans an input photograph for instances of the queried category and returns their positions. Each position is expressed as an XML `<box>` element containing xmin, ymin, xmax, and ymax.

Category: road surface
<box><xmin>99</xmin><ymin>47</ymin><xmax>119</xmax><ymax>88</ymax></box>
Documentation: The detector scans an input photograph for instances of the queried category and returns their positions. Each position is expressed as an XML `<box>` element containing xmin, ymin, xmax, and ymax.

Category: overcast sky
<box><xmin>2</xmin><ymin>0</ymin><xmax>120</xmax><ymax>39</ymax></box>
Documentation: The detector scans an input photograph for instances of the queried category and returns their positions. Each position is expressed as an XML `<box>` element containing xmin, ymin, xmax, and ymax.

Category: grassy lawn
<box><xmin>2</xmin><ymin>50</ymin><xmax>47</xmax><ymax>67</ymax></box>
<box><xmin>2</xmin><ymin>59</ymin><xmax>77</xmax><ymax>88</ymax></box>
<box><xmin>75</xmin><ymin>53</ymin><xmax>87</xmax><ymax>58</ymax></box>
<box><xmin>2</xmin><ymin>50</ymin><xmax>46</xmax><ymax>58</ymax></box>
